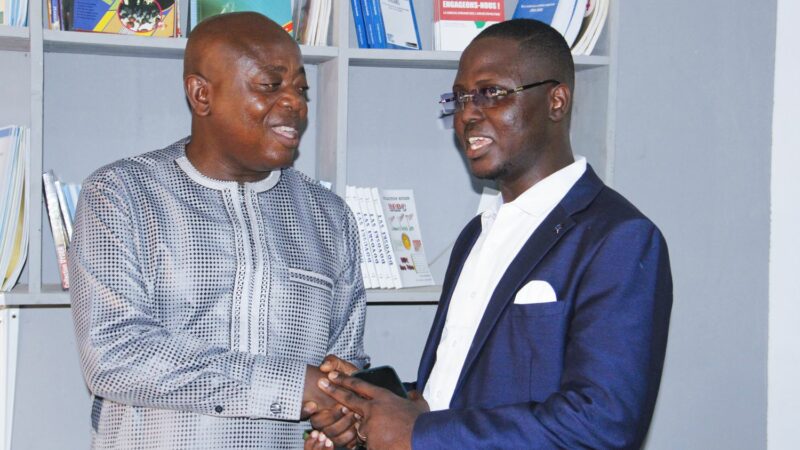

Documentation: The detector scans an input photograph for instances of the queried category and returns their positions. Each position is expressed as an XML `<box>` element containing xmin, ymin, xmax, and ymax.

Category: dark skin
<box><xmin>184</xmin><ymin>12</ymin><xmax>308</xmax><ymax>182</ymax></box>
<box><xmin>182</xmin><ymin>12</ymin><xmax>346</xmax><ymax>421</ymax></box>
<box><xmin>455</xmin><ymin>36</ymin><xmax>574</xmax><ymax>202</ymax></box>
<box><xmin>310</xmin><ymin>36</ymin><xmax>577</xmax><ymax>449</ymax></box>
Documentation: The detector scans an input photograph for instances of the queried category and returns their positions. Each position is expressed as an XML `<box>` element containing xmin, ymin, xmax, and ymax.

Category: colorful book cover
<box><xmin>71</xmin><ymin>0</ymin><xmax>177</xmax><ymax>37</ymax></box>
<box><xmin>379</xmin><ymin>189</ymin><xmax>434</xmax><ymax>288</ymax></box>
<box><xmin>513</xmin><ymin>0</ymin><xmax>587</xmax><ymax>47</ymax></box>
<box><xmin>191</xmin><ymin>0</ymin><xmax>293</xmax><ymax>34</ymax></box>
<box><xmin>434</xmin><ymin>0</ymin><xmax>504</xmax><ymax>51</ymax></box>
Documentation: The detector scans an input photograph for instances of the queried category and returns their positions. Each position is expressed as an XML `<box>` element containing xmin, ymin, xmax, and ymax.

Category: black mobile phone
<box><xmin>352</xmin><ymin>365</ymin><xmax>408</xmax><ymax>398</ymax></box>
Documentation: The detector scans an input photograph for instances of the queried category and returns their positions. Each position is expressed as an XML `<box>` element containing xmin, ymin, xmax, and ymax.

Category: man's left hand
<box><xmin>318</xmin><ymin>371</ymin><xmax>429</xmax><ymax>450</ymax></box>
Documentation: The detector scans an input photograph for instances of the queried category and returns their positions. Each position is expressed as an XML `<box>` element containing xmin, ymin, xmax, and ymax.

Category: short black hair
<box><xmin>474</xmin><ymin>18</ymin><xmax>575</xmax><ymax>90</ymax></box>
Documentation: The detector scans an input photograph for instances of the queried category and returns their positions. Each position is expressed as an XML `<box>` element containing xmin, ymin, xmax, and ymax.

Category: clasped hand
<box><xmin>303</xmin><ymin>356</ymin><xmax>429</xmax><ymax>450</ymax></box>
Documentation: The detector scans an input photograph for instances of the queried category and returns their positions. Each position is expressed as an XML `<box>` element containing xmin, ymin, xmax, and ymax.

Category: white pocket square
<box><xmin>514</xmin><ymin>280</ymin><xmax>557</xmax><ymax>304</ymax></box>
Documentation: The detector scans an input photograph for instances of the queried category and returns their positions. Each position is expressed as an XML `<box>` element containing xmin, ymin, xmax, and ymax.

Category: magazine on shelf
<box><xmin>70</xmin><ymin>0</ymin><xmax>178</xmax><ymax>37</ymax></box>
<box><xmin>378</xmin><ymin>0</ymin><xmax>421</xmax><ymax>50</ymax></box>
<box><xmin>512</xmin><ymin>0</ymin><xmax>588</xmax><ymax>48</ymax></box>
<box><xmin>42</xmin><ymin>171</ymin><xmax>70</xmax><ymax>290</ymax></box>
<box><xmin>0</xmin><ymin>126</ymin><xmax>29</xmax><ymax>292</ymax></box>
<box><xmin>434</xmin><ymin>0</ymin><xmax>504</xmax><ymax>51</ymax></box>
<box><xmin>370</xmin><ymin>187</ymin><xmax>402</xmax><ymax>288</ymax></box>
<box><xmin>0</xmin><ymin>0</ymin><xmax>28</xmax><ymax>26</ymax></box>
<box><xmin>190</xmin><ymin>0</ymin><xmax>292</xmax><ymax>33</ymax></box>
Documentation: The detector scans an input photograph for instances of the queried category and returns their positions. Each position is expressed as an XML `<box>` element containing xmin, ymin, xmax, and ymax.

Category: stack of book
<box><xmin>49</xmin><ymin>0</ymin><xmax>180</xmax><ymax>36</ymax></box>
<box><xmin>513</xmin><ymin>0</ymin><xmax>610</xmax><ymax>55</ymax></box>
<box><xmin>433</xmin><ymin>0</ymin><xmax>505</xmax><ymax>51</ymax></box>
<box><xmin>0</xmin><ymin>0</ymin><xmax>28</xmax><ymax>26</ymax></box>
<box><xmin>0</xmin><ymin>126</ymin><xmax>29</xmax><ymax>292</ymax></box>
<box><xmin>351</xmin><ymin>0</ymin><xmax>421</xmax><ymax>50</ymax></box>
<box><xmin>345</xmin><ymin>186</ymin><xmax>434</xmax><ymax>289</ymax></box>
<box><xmin>293</xmin><ymin>0</ymin><xmax>332</xmax><ymax>46</ymax></box>
<box><xmin>42</xmin><ymin>171</ymin><xmax>81</xmax><ymax>290</ymax></box>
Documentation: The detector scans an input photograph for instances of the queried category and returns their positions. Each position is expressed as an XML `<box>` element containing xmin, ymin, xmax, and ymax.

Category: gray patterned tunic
<box><xmin>69</xmin><ymin>138</ymin><xmax>369</xmax><ymax>449</ymax></box>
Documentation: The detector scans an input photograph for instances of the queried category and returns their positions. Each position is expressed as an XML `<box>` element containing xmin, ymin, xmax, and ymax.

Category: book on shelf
<box><xmin>67</xmin><ymin>0</ymin><xmax>179</xmax><ymax>36</ymax></box>
<box><xmin>571</xmin><ymin>0</ymin><xmax>609</xmax><ymax>56</ymax></box>
<box><xmin>297</xmin><ymin>0</ymin><xmax>332</xmax><ymax>46</ymax></box>
<box><xmin>513</xmin><ymin>0</ymin><xmax>609</xmax><ymax>54</ymax></box>
<box><xmin>0</xmin><ymin>0</ymin><xmax>27</xmax><ymax>26</ymax></box>
<box><xmin>434</xmin><ymin>0</ymin><xmax>505</xmax><ymax>51</ymax></box>
<box><xmin>0</xmin><ymin>126</ymin><xmax>29</xmax><ymax>292</ymax></box>
<box><xmin>190</xmin><ymin>0</ymin><xmax>293</xmax><ymax>34</ymax></box>
<box><xmin>346</xmin><ymin>185</ymin><xmax>434</xmax><ymax>289</ymax></box>
<box><xmin>378</xmin><ymin>0</ymin><xmax>421</xmax><ymax>50</ymax></box>
<box><xmin>349</xmin><ymin>0</ymin><xmax>368</xmax><ymax>48</ymax></box>
<box><xmin>42</xmin><ymin>171</ymin><xmax>76</xmax><ymax>290</ymax></box>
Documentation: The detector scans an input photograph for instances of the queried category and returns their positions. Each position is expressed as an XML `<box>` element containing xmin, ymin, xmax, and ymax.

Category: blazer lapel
<box><xmin>417</xmin><ymin>216</ymin><xmax>482</xmax><ymax>388</ymax></box>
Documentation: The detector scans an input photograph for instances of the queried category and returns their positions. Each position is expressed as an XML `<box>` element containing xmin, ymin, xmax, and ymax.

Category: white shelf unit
<box><xmin>0</xmin><ymin>1</ymin><xmax>618</xmax><ymax>308</ymax></box>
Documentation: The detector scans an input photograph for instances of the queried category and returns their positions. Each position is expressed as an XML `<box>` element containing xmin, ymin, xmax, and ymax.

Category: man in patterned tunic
<box><xmin>69</xmin><ymin>12</ymin><xmax>368</xmax><ymax>449</ymax></box>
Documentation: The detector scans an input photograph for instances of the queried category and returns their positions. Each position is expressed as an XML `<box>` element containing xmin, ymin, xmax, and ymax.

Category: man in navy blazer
<box><xmin>306</xmin><ymin>19</ymin><xmax>672</xmax><ymax>450</ymax></box>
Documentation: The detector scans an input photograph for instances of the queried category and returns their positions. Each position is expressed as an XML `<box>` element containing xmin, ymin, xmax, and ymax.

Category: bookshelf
<box><xmin>0</xmin><ymin>1</ymin><xmax>618</xmax><ymax>308</ymax></box>
<box><xmin>0</xmin><ymin>2</ymin><xmax>618</xmax><ymax>447</ymax></box>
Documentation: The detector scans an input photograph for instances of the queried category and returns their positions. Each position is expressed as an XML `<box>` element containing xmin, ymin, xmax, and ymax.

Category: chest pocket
<box><xmin>288</xmin><ymin>267</ymin><xmax>334</xmax><ymax>295</ymax></box>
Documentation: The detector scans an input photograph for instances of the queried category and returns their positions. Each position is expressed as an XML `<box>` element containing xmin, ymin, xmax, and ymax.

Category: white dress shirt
<box><xmin>423</xmin><ymin>157</ymin><xmax>587</xmax><ymax>411</ymax></box>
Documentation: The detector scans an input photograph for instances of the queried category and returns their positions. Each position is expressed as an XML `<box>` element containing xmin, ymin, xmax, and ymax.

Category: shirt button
<box><xmin>270</xmin><ymin>403</ymin><xmax>282</xmax><ymax>415</ymax></box>
<box><xmin>470</xmin><ymin>291</ymin><xmax>476</xmax><ymax>299</ymax></box>
<box><xmin>214</xmin><ymin>405</ymin><xmax>224</xmax><ymax>413</ymax></box>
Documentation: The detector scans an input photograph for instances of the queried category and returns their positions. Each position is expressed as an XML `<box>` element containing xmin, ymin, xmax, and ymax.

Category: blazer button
<box><xmin>214</xmin><ymin>405</ymin><xmax>224</xmax><ymax>413</ymax></box>
<box><xmin>270</xmin><ymin>403</ymin><xmax>282</xmax><ymax>415</ymax></box>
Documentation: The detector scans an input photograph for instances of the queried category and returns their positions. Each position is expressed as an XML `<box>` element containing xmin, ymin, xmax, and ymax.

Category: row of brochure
<box><xmin>42</xmin><ymin>171</ymin><xmax>81</xmax><ymax>290</ymax></box>
<box><xmin>0</xmin><ymin>126</ymin><xmax>29</xmax><ymax>292</ymax></box>
<box><xmin>0</xmin><ymin>0</ymin><xmax>27</xmax><ymax>26</ymax></box>
<box><xmin>345</xmin><ymin>186</ymin><xmax>434</xmax><ymax>290</ymax></box>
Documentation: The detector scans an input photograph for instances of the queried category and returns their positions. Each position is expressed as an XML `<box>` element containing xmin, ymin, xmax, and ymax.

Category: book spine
<box><xmin>371</xmin><ymin>0</ymin><xmax>387</xmax><ymax>49</ymax></box>
<box><xmin>350</xmin><ymin>0</ymin><xmax>369</xmax><ymax>48</ymax></box>
<box><xmin>408</xmin><ymin>0</ymin><xmax>422</xmax><ymax>50</ymax></box>
<box><xmin>359</xmin><ymin>187</ymin><xmax>390</xmax><ymax>288</ymax></box>
<box><xmin>42</xmin><ymin>172</ymin><xmax>70</xmax><ymax>290</ymax></box>
<box><xmin>346</xmin><ymin>186</ymin><xmax>377</xmax><ymax>289</ymax></box>
<box><xmin>360</xmin><ymin>0</ymin><xmax>377</xmax><ymax>48</ymax></box>
<box><xmin>54</xmin><ymin>179</ymin><xmax>73</xmax><ymax>241</ymax></box>
<box><xmin>371</xmin><ymin>188</ymin><xmax>402</xmax><ymax>289</ymax></box>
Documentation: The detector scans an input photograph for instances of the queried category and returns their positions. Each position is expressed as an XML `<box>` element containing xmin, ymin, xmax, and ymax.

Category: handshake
<box><xmin>301</xmin><ymin>355</ymin><xmax>429</xmax><ymax>450</ymax></box>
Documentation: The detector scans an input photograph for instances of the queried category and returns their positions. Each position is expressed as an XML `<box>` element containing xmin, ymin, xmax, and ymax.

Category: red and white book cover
<box><xmin>434</xmin><ymin>1</ymin><xmax>505</xmax><ymax>51</ymax></box>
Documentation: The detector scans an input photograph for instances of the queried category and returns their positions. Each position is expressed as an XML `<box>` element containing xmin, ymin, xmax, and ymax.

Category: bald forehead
<box><xmin>184</xmin><ymin>12</ymin><xmax>300</xmax><ymax>77</ymax></box>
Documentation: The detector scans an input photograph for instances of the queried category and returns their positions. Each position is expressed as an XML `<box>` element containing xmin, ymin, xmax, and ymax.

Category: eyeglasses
<box><xmin>438</xmin><ymin>79</ymin><xmax>560</xmax><ymax>115</ymax></box>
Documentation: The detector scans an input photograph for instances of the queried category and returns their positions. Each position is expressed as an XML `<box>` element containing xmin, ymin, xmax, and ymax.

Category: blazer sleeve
<box><xmin>412</xmin><ymin>219</ymin><xmax>673</xmax><ymax>450</ymax></box>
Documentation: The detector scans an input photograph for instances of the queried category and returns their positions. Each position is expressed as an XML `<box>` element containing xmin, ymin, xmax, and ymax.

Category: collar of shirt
<box><xmin>481</xmin><ymin>156</ymin><xmax>588</xmax><ymax>232</ymax></box>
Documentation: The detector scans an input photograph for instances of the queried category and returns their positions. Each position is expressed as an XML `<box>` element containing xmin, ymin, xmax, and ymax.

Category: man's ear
<box><xmin>185</xmin><ymin>74</ymin><xmax>211</xmax><ymax>116</ymax></box>
<box><xmin>549</xmin><ymin>84</ymin><xmax>571</xmax><ymax>122</ymax></box>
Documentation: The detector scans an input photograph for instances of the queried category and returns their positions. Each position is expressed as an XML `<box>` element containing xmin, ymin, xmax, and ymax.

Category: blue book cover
<box><xmin>360</xmin><ymin>0</ymin><xmax>377</xmax><ymax>48</ymax></box>
<box><xmin>370</xmin><ymin>0</ymin><xmax>386</xmax><ymax>48</ymax></box>
<box><xmin>512</xmin><ymin>0</ymin><xmax>559</xmax><ymax>24</ymax></box>
<box><xmin>350</xmin><ymin>0</ymin><xmax>368</xmax><ymax>48</ymax></box>
<box><xmin>379</xmin><ymin>0</ymin><xmax>421</xmax><ymax>50</ymax></box>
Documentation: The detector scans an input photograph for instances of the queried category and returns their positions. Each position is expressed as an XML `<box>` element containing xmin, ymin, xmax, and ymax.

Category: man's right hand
<box><xmin>302</xmin><ymin>355</ymin><xmax>362</xmax><ymax>448</ymax></box>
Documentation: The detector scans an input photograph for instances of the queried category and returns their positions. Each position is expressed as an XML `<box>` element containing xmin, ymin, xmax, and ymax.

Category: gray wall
<box><xmin>613</xmin><ymin>1</ymin><xmax>775</xmax><ymax>449</ymax></box>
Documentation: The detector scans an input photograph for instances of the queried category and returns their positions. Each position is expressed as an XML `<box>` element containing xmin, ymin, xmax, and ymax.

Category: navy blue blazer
<box><xmin>412</xmin><ymin>166</ymin><xmax>672</xmax><ymax>449</ymax></box>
